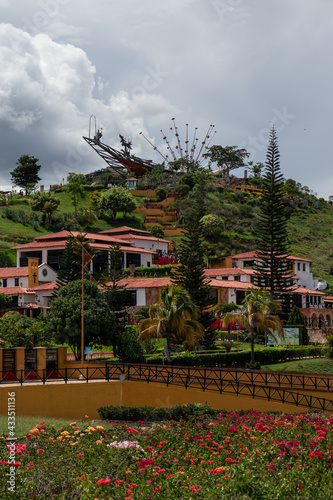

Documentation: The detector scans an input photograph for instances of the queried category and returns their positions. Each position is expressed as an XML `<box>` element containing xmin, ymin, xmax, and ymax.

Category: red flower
<box><xmin>96</xmin><ymin>477</ymin><xmax>111</xmax><ymax>485</ymax></box>
<box><xmin>137</xmin><ymin>458</ymin><xmax>154</xmax><ymax>468</ymax></box>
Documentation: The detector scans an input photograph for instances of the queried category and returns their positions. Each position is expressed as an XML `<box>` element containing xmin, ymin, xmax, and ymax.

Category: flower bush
<box><xmin>1</xmin><ymin>409</ymin><xmax>333</xmax><ymax>499</ymax></box>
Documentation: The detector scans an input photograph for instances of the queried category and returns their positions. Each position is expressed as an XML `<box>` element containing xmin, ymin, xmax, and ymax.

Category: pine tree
<box><xmin>253</xmin><ymin>127</ymin><xmax>294</xmax><ymax>305</ymax></box>
<box><xmin>52</xmin><ymin>238</ymin><xmax>82</xmax><ymax>297</ymax></box>
<box><xmin>172</xmin><ymin>214</ymin><xmax>214</xmax><ymax>346</ymax></box>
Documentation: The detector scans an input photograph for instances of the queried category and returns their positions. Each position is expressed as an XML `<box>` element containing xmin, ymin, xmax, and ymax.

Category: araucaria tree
<box><xmin>11</xmin><ymin>155</ymin><xmax>41</xmax><ymax>194</ymax></box>
<box><xmin>253</xmin><ymin>127</ymin><xmax>294</xmax><ymax>303</ymax></box>
<box><xmin>172</xmin><ymin>213</ymin><xmax>214</xmax><ymax>345</ymax></box>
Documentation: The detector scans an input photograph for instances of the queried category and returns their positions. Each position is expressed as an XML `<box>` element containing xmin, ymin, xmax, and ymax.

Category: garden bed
<box><xmin>1</xmin><ymin>408</ymin><xmax>333</xmax><ymax>499</ymax></box>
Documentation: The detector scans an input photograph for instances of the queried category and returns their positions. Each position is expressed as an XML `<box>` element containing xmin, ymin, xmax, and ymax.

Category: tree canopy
<box><xmin>29</xmin><ymin>190</ymin><xmax>60</xmax><ymax>224</ymax></box>
<box><xmin>66</xmin><ymin>172</ymin><xmax>86</xmax><ymax>220</ymax></box>
<box><xmin>98</xmin><ymin>186</ymin><xmax>137</xmax><ymax>219</ymax></box>
<box><xmin>137</xmin><ymin>284</ymin><xmax>204</xmax><ymax>352</ymax></box>
<box><xmin>223</xmin><ymin>288</ymin><xmax>283</xmax><ymax>363</ymax></box>
<box><xmin>0</xmin><ymin>312</ymin><xmax>46</xmax><ymax>348</ymax></box>
<box><xmin>205</xmin><ymin>145</ymin><xmax>249</xmax><ymax>177</ymax></box>
<box><xmin>10</xmin><ymin>155</ymin><xmax>41</xmax><ymax>195</ymax></box>
<box><xmin>45</xmin><ymin>280</ymin><xmax>116</xmax><ymax>360</ymax></box>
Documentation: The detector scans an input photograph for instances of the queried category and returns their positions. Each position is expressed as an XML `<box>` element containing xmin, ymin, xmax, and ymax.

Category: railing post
<box><xmin>65</xmin><ymin>367</ymin><xmax>68</xmax><ymax>384</ymax></box>
<box><xmin>20</xmin><ymin>369</ymin><xmax>23</xmax><ymax>386</ymax></box>
<box><xmin>86</xmin><ymin>367</ymin><xmax>89</xmax><ymax>382</ymax></box>
<box><xmin>43</xmin><ymin>369</ymin><xmax>45</xmax><ymax>384</ymax></box>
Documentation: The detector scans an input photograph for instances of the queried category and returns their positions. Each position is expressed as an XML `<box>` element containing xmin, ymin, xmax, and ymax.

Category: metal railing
<box><xmin>1</xmin><ymin>363</ymin><xmax>333</xmax><ymax>412</ymax></box>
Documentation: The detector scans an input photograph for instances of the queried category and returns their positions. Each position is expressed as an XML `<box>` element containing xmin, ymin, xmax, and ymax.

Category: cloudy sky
<box><xmin>0</xmin><ymin>0</ymin><xmax>332</xmax><ymax>198</ymax></box>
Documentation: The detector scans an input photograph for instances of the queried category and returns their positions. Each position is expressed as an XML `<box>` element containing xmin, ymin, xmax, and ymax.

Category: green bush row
<box><xmin>122</xmin><ymin>264</ymin><xmax>173</xmax><ymax>278</ymax></box>
<box><xmin>144</xmin><ymin>346</ymin><xmax>323</xmax><ymax>368</ymax></box>
<box><xmin>97</xmin><ymin>403</ymin><xmax>218</xmax><ymax>421</ymax></box>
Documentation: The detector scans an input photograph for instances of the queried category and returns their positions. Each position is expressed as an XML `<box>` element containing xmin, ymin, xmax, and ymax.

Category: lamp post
<box><xmin>69</xmin><ymin>233</ymin><xmax>95</xmax><ymax>366</ymax></box>
<box><xmin>235</xmin><ymin>321</ymin><xmax>239</xmax><ymax>351</ymax></box>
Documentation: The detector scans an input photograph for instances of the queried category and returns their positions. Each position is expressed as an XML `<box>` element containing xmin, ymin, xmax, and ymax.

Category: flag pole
<box><xmin>81</xmin><ymin>245</ymin><xmax>84</xmax><ymax>365</ymax></box>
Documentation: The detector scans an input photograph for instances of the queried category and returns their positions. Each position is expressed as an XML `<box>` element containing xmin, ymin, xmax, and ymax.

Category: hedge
<box><xmin>144</xmin><ymin>346</ymin><xmax>323</xmax><ymax>368</ymax></box>
<box><xmin>97</xmin><ymin>403</ymin><xmax>218</xmax><ymax>421</ymax></box>
<box><xmin>123</xmin><ymin>264</ymin><xmax>173</xmax><ymax>278</ymax></box>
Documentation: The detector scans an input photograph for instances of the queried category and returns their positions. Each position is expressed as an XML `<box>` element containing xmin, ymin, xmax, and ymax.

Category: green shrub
<box><xmin>97</xmin><ymin>403</ymin><xmax>218</xmax><ymax>421</ymax></box>
<box><xmin>117</xmin><ymin>326</ymin><xmax>145</xmax><ymax>363</ymax></box>
<box><xmin>145</xmin><ymin>346</ymin><xmax>323</xmax><ymax>368</ymax></box>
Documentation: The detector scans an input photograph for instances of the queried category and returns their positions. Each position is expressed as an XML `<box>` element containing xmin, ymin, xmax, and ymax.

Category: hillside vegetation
<box><xmin>0</xmin><ymin>179</ymin><xmax>332</xmax><ymax>291</ymax></box>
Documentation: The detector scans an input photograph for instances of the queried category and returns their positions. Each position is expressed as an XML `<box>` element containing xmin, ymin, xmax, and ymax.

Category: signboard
<box><xmin>267</xmin><ymin>326</ymin><xmax>302</xmax><ymax>346</ymax></box>
<box><xmin>84</xmin><ymin>347</ymin><xmax>93</xmax><ymax>355</ymax></box>
<box><xmin>162</xmin><ymin>342</ymin><xmax>171</xmax><ymax>362</ymax></box>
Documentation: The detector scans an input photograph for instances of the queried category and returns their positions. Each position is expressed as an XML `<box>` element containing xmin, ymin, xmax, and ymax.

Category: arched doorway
<box><xmin>311</xmin><ymin>314</ymin><xmax>318</xmax><ymax>328</ymax></box>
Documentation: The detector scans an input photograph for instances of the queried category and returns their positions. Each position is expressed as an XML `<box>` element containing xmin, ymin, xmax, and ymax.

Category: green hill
<box><xmin>0</xmin><ymin>184</ymin><xmax>332</xmax><ymax>292</ymax></box>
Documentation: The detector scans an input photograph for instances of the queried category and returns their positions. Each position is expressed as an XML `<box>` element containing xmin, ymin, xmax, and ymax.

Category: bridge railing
<box><xmin>2</xmin><ymin>363</ymin><xmax>333</xmax><ymax>412</ymax></box>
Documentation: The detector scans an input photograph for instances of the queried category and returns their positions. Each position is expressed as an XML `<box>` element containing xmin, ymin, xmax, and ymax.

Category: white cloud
<box><xmin>0</xmin><ymin>1</ymin><xmax>333</xmax><ymax>198</ymax></box>
<box><xmin>0</xmin><ymin>22</ymin><xmax>177</xmax><ymax>188</ymax></box>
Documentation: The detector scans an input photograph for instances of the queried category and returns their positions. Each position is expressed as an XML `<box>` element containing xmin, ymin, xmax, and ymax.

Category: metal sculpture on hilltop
<box><xmin>139</xmin><ymin>118</ymin><xmax>216</xmax><ymax>168</ymax></box>
<box><xmin>83</xmin><ymin>116</ymin><xmax>216</xmax><ymax>178</ymax></box>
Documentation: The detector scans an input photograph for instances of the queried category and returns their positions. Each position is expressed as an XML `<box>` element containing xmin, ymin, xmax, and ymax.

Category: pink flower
<box><xmin>137</xmin><ymin>458</ymin><xmax>154</xmax><ymax>468</ymax></box>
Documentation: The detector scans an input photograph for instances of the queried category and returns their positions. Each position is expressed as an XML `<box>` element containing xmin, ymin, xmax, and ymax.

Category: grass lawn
<box><xmin>261</xmin><ymin>356</ymin><xmax>333</xmax><ymax>373</ymax></box>
<box><xmin>0</xmin><ymin>416</ymin><xmax>86</xmax><ymax>439</ymax></box>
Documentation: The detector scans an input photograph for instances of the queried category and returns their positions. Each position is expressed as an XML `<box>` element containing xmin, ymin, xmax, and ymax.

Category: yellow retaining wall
<box><xmin>130</xmin><ymin>190</ymin><xmax>156</xmax><ymax>197</ymax></box>
<box><xmin>159</xmin><ymin>197</ymin><xmax>177</xmax><ymax>208</ymax></box>
<box><xmin>163</xmin><ymin>228</ymin><xmax>187</xmax><ymax>237</ymax></box>
<box><xmin>0</xmin><ymin>380</ymin><xmax>314</xmax><ymax>420</ymax></box>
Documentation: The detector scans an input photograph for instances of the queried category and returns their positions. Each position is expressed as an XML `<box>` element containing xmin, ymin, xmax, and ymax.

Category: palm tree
<box><xmin>222</xmin><ymin>288</ymin><xmax>283</xmax><ymax>363</ymax></box>
<box><xmin>136</xmin><ymin>285</ymin><xmax>204</xmax><ymax>353</ymax></box>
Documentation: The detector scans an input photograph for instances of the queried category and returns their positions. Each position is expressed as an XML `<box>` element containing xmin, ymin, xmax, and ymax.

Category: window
<box><xmin>14</xmin><ymin>278</ymin><xmax>19</xmax><ymax>287</ymax></box>
<box><xmin>147</xmin><ymin>262</ymin><xmax>151</xmax><ymax>267</ymax></box>
<box><xmin>208</xmin><ymin>288</ymin><xmax>218</xmax><ymax>305</ymax></box>
<box><xmin>2</xmin><ymin>279</ymin><xmax>7</xmax><ymax>288</ymax></box>
<box><xmin>234</xmin><ymin>275</ymin><xmax>240</xmax><ymax>281</ymax></box>
<box><xmin>297</xmin><ymin>263</ymin><xmax>301</xmax><ymax>271</ymax></box>
<box><xmin>303</xmin><ymin>263</ymin><xmax>306</xmax><ymax>272</ymax></box>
